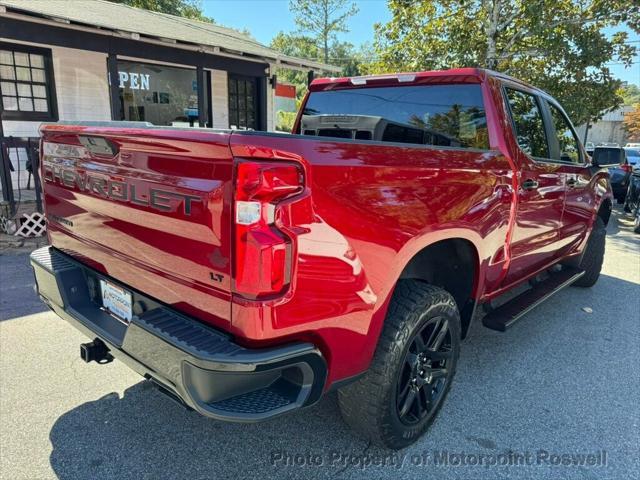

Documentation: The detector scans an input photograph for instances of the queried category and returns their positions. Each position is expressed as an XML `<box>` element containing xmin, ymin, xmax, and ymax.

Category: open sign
<box><xmin>118</xmin><ymin>71</ymin><xmax>150</xmax><ymax>90</ymax></box>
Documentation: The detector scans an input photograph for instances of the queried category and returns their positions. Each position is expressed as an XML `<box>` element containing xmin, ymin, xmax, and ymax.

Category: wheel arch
<box><xmin>359</xmin><ymin>231</ymin><xmax>485</xmax><ymax>379</ymax></box>
<box><xmin>394</xmin><ymin>236</ymin><xmax>481</xmax><ymax>339</ymax></box>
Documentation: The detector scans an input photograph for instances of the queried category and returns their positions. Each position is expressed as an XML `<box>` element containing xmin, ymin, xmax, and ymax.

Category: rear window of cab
<box><xmin>299</xmin><ymin>84</ymin><xmax>489</xmax><ymax>150</ymax></box>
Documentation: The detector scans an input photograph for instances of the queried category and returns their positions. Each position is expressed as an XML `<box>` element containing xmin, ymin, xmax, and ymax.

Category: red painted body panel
<box><xmin>39</xmin><ymin>69</ymin><xmax>611</xmax><ymax>390</ymax></box>
<box><xmin>229</xmin><ymin>135</ymin><xmax>513</xmax><ymax>383</ymax></box>
<box><xmin>41</xmin><ymin>127</ymin><xmax>235</xmax><ymax>329</ymax></box>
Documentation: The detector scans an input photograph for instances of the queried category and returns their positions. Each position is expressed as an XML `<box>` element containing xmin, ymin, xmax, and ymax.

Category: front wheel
<box><xmin>338</xmin><ymin>281</ymin><xmax>460</xmax><ymax>449</ymax></box>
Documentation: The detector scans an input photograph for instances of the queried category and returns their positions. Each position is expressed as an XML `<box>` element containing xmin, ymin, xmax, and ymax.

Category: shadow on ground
<box><xmin>0</xmin><ymin>251</ymin><xmax>49</xmax><ymax>320</ymax></box>
<box><xmin>48</xmin><ymin>383</ymin><xmax>368</xmax><ymax>479</ymax></box>
<box><xmin>47</xmin><ymin>268</ymin><xmax>639</xmax><ymax>480</ymax></box>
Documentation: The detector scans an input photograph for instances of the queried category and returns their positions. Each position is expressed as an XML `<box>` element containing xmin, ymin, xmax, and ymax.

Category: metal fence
<box><xmin>0</xmin><ymin>136</ymin><xmax>43</xmax><ymax>216</ymax></box>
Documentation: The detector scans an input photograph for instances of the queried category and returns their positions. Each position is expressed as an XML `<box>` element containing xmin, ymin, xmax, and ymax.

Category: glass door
<box><xmin>228</xmin><ymin>74</ymin><xmax>258</xmax><ymax>130</ymax></box>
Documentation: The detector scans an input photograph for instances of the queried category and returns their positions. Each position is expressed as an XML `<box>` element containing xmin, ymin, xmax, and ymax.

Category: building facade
<box><xmin>576</xmin><ymin>106</ymin><xmax>635</xmax><ymax>147</ymax></box>
<box><xmin>0</xmin><ymin>0</ymin><xmax>336</xmax><ymax>215</ymax></box>
<box><xmin>0</xmin><ymin>0</ymin><xmax>336</xmax><ymax>139</ymax></box>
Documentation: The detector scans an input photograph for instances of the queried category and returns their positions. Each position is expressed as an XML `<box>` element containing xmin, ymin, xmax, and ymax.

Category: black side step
<box><xmin>482</xmin><ymin>267</ymin><xmax>585</xmax><ymax>332</ymax></box>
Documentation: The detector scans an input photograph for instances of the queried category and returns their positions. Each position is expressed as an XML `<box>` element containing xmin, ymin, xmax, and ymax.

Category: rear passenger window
<box><xmin>300</xmin><ymin>84</ymin><xmax>489</xmax><ymax>149</ymax></box>
<box><xmin>548</xmin><ymin>103</ymin><xmax>581</xmax><ymax>163</ymax></box>
<box><xmin>505</xmin><ymin>88</ymin><xmax>548</xmax><ymax>158</ymax></box>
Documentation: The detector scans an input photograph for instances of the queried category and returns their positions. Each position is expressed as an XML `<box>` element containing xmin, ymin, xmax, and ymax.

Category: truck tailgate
<box><xmin>40</xmin><ymin>125</ymin><xmax>234</xmax><ymax>328</ymax></box>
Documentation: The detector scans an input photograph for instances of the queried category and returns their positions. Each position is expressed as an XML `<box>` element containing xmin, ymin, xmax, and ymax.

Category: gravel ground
<box><xmin>1</xmin><ymin>208</ymin><xmax>638</xmax><ymax>480</ymax></box>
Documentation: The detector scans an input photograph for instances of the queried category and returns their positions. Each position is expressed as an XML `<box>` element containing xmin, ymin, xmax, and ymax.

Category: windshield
<box><xmin>300</xmin><ymin>84</ymin><xmax>489</xmax><ymax>149</ymax></box>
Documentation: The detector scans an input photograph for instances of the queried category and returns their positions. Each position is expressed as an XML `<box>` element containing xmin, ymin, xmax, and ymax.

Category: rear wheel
<box><xmin>573</xmin><ymin>216</ymin><xmax>606</xmax><ymax>287</ymax></box>
<box><xmin>338</xmin><ymin>281</ymin><xmax>460</xmax><ymax>449</ymax></box>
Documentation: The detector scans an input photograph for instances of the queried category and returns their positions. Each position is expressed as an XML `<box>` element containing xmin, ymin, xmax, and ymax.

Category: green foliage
<box><xmin>276</xmin><ymin>110</ymin><xmax>298</xmax><ymax>133</ymax></box>
<box><xmin>289</xmin><ymin>0</ymin><xmax>358</xmax><ymax>63</ymax></box>
<box><xmin>106</xmin><ymin>0</ymin><xmax>213</xmax><ymax>22</ymax></box>
<box><xmin>369</xmin><ymin>0</ymin><xmax>640</xmax><ymax>125</ymax></box>
<box><xmin>331</xmin><ymin>41</ymin><xmax>367</xmax><ymax>76</ymax></box>
<box><xmin>270</xmin><ymin>31</ymin><xmax>366</xmax><ymax>78</ymax></box>
<box><xmin>270</xmin><ymin>31</ymin><xmax>366</xmax><ymax>107</ymax></box>
<box><xmin>620</xmin><ymin>83</ymin><xmax>640</xmax><ymax>105</ymax></box>
<box><xmin>270</xmin><ymin>0</ymin><xmax>363</xmax><ymax>130</ymax></box>
<box><xmin>270</xmin><ymin>32</ymin><xmax>317</xmax><ymax>103</ymax></box>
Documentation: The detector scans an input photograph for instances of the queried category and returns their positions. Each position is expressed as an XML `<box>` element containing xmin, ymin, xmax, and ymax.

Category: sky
<box><xmin>202</xmin><ymin>0</ymin><xmax>639</xmax><ymax>86</ymax></box>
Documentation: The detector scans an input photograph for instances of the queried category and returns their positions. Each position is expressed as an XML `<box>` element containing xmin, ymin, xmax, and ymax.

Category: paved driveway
<box><xmin>1</xmin><ymin>208</ymin><xmax>639</xmax><ymax>480</ymax></box>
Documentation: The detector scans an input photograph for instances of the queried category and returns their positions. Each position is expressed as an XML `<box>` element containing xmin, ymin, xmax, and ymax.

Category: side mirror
<box><xmin>591</xmin><ymin>148</ymin><xmax>625</xmax><ymax>168</ymax></box>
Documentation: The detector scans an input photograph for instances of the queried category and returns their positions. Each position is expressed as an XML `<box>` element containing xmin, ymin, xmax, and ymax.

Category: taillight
<box><xmin>233</xmin><ymin>160</ymin><xmax>304</xmax><ymax>299</ymax></box>
<box><xmin>622</xmin><ymin>163</ymin><xmax>633</xmax><ymax>173</ymax></box>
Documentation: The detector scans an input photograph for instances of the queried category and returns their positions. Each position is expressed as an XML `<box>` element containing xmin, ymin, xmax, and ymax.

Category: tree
<box><xmin>290</xmin><ymin>0</ymin><xmax>358</xmax><ymax>64</ymax></box>
<box><xmin>369</xmin><ymin>0</ymin><xmax>639</xmax><ymax>126</ymax></box>
<box><xmin>624</xmin><ymin>105</ymin><xmax>640</xmax><ymax>142</ymax></box>
<box><xmin>270</xmin><ymin>32</ymin><xmax>365</xmax><ymax>92</ymax></box>
<box><xmin>270</xmin><ymin>32</ymin><xmax>320</xmax><ymax>99</ymax></box>
<box><xmin>106</xmin><ymin>0</ymin><xmax>213</xmax><ymax>22</ymax></box>
<box><xmin>269</xmin><ymin>32</ymin><xmax>365</xmax><ymax>131</ymax></box>
<box><xmin>331</xmin><ymin>40</ymin><xmax>366</xmax><ymax>76</ymax></box>
<box><xmin>620</xmin><ymin>83</ymin><xmax>640</xmax><ymax>105</ymax></box>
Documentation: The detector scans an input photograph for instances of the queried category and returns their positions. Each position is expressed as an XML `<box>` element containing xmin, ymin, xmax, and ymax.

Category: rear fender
<box><xmin>361</xmin><ymin>228</ymin><xmax>485</xmax><ymax>363</ymax></box>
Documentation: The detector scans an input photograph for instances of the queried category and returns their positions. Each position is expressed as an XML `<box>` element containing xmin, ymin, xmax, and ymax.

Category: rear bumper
<box><xmin>30</xmin><ymin>246</ymin><xmax>327</xmax><ymax>422</ymax></box>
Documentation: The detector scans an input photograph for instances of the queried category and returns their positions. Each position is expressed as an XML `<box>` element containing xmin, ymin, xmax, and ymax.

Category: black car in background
<box><xmin>597</xmin><ymin>146</ymin><xmax>632</xmax><ymax>203</ymax></box>
<box><xmin>623</xmin><ymin>161</ymin><xmax>640</xmax><ymax>234</ymax></box>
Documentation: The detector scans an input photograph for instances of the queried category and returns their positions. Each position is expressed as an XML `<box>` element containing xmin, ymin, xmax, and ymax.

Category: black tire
<box><xmin>623</xmin><ymin>184</ymin><xmax>633</xmax><ymax>213</ymax></box>
<box><xmin>338</xmin><ymin>281</ymin><xmax>460</xmax><ymax>450</ymax></box>
<box><xmin>573</xmin><ymin>216</ymin><xmax>606</xmax><ymax>287</ymax></box>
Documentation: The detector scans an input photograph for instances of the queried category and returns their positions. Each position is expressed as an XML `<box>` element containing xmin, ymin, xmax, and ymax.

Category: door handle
<box><xmin>521</xmin><ymin>179</ymin><xmax>539</xmax><ymax>190</ymax></box>
<box><xmin>566</xmin><ymin>178</ymin><xmax>577</xmax><ymax>188</ymax></box>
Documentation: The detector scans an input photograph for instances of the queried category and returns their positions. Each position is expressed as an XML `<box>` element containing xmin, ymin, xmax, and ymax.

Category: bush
<box><xmin>275</xmin><ymin>110</ymin><xmax>297</xmax><ymax>133</ymax></box>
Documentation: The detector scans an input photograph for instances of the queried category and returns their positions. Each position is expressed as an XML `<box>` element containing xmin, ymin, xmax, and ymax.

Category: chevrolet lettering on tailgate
<box><xmin>42</xmin><ymin>162</ymin><xmax>201</xmax><ymax>215</ymax></box>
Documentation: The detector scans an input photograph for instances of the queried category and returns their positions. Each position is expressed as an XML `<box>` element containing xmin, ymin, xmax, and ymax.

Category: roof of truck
<box><xmin>310</xmin><ymin>68</ymin><xmax>539</xmax><ymax>92</ymax></box>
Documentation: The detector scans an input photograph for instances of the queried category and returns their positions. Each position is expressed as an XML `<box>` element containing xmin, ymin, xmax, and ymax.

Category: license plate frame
<box><xmin>100</xmin><ymin>279</ymin><xmax>133</xmax><ymax>323</ymax></box>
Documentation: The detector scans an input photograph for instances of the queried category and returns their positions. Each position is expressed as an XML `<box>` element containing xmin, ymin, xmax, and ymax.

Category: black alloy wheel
<box><xmin>396</xmin><ymin>315</ymin><xmax>452</xmax><ymax>425</ymax></box>
<box><xmin>338</xmin><ymin>281</ymin><xmax>461</xmax><ymax>449</ymax></box>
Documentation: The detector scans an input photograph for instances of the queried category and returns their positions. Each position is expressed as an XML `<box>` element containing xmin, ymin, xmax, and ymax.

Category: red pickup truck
<box><xmin>31</xmin><ymin>68</ymin><xmax>616</xmax><ymax>449</ymax></box>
